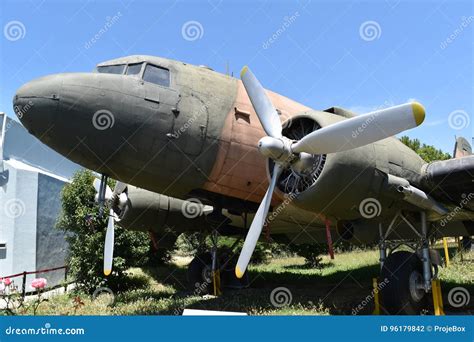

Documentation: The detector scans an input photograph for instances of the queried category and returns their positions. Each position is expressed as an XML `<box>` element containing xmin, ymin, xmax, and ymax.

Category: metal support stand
<box><xmin>431</xmin><ymin>279</ymin><xmax>445</xmax><ymax>315</ymax></box>
<box><xmin>98</xmin><ymin>174</ymin><xmax>108</xmax><ymax>218</ymax></box>
<box><xmin>378</xmin><ymin>211</ymin><xmax>433</xmax><ymax>291</ymax></box>
<box><xmin>210</xmin><ymin>230</ymin><xmax>221</xmax><ymax>296</ymax></box>
<box><xmin>443</xmin><ymin>237</ymin><xmax>450</xmax><ymax>267</ymax></box>
<box><xmin>420</xmin><ymin>211</ymin><xmax>432</xmax><ymax>291</ymax></box>
<box><xmin>378</xmin><ymin>223</ymin><xmax>386</xmax><ymax>270</ymax></box>
<box><xmin>372</xmin><ymin>278</ymin><xmax>381</xmax><ymax>315</ymax></box>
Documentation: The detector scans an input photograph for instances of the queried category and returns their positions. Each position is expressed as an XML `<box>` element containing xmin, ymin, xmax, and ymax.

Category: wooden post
<box><xmin>325</xmin><ymin>219</ymin><xmax>334</xmax><ymax>259</ymax></box>
<box><xmin>21</xmin><ymin>271</ymin><xmax>27</xmax><ymax>298</ymax></box>
<box><xmin>64</xmin><ymin>266</ymin><xmax>68</xmax><ymax>292</ymax></box>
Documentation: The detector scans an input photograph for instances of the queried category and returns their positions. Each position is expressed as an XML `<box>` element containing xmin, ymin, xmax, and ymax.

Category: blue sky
<box><xmin>1</xmin><ymin>0</ymin><xmax>472</xmax><ymax>154</ymax></box>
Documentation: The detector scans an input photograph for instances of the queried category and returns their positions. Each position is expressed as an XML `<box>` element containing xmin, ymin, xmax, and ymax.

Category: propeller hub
<box><xmin>290</xmin><ymin>152</ymin><xmax>320</xmax><ymax>176</ymax></box>
<box><xmin>257</xmin><ymin>136</ymin><xmax>295</xmax><ymax>165</ymax></box>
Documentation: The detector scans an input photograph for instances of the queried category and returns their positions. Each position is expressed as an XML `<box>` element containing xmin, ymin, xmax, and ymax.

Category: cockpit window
<box><xmin>126</xmin><ymin>63</ymin><xmax>143</xmax><ymax>76</ymax></box>
<box><xmin>97</xmin><ymin>64</ymin><xmax>126</xmax><ymax>74</ymax></box>
<box><xmin>143</xmin><ymin>64</ymin><xmax>170</xmax><ymax>87</ymax></box>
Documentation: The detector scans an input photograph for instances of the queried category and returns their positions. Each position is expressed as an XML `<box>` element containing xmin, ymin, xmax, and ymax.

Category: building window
<box><xmin>143</xmin><ymin>64</ymin><xmax>170</xmax><ymax>87</ymax></box>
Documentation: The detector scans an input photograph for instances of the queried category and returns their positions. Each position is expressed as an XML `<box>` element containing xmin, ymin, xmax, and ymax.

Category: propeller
<box><xmin>93</xmin><ymin>178</ymin><xmax>128</xmax><ymax>276</ymax></box>
<box><xmin>235</xmin><ymin>66</ymin><xmax>426</xmax><ymax>278</ymax></box>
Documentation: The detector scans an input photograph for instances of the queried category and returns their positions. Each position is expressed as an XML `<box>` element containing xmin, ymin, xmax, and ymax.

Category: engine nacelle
<box><xmin>275</xmin><ymin>111</ymin><xmax>380</xmax><ymax>220</ymax></box>
<box><xmin>117</xmin><ymin>186</ymin><xmax>211</xmax><ymax>233</ymax></box>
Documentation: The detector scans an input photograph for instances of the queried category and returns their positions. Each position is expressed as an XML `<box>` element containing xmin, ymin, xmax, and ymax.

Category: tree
<box><xmin>400</xmin><ymin>136</ymin><xmax>451</xmax><ymax>162</ymax></box>
<box><xmin>56</xmin><ymin>170</ymin><xmax>150</xmax><ymax>294</ymax></box>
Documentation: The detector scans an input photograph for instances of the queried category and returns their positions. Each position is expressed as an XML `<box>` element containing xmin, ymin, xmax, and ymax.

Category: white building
<box><xmin>0</xmin><ymin>113</ymin><xmax>80</xmax><ymax>290</ymax></box>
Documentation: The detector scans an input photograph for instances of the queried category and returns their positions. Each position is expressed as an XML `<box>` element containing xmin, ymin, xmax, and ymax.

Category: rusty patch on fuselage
<box><xmin>201</xmin><ymin>80</ymin><xmax>311</xmax><ymax>204</ymax></box>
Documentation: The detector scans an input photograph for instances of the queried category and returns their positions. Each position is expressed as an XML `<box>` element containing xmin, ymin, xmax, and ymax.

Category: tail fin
<box><xmin>453</xmin><ymin>136</ymin><xmax>472</xmax><ymax>158</ymax></box>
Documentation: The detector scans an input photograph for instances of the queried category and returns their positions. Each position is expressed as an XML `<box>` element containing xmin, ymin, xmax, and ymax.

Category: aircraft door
<box><xmin>167</xmin><ymin>92</ymin><xmax>208</xmax><ymax>156</ymax></box>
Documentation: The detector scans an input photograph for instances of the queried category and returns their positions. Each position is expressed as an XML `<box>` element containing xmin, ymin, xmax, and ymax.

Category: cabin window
<box><xmin>143</xmin><ymin>64</ymin><xmax>170</xmax><ymax>87</ymax></box>
<box><xmin>97</xmin><ymin>64</ymin><xmax>126</xmax><ymax>74</ymax></box>
<box><xmin>126</xmin><ymin>63</ymin><xmax>143</xmax><ymax>76</ymax></box>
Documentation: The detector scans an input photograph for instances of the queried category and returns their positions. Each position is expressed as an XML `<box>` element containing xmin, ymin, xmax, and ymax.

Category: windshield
<box><xmin>126</xmin><ymin>63</ymin><xmax>143</xmax><ymax>76</ymax></box>
<box><xmin>143</xmin><ymin>64</ymin><xmax>170</xmax><ymax>87</ymax></box>
<box><xmin>97</xmin><ymin>64</ymin><xmax>126</xmax><ymax>74</ymax></box>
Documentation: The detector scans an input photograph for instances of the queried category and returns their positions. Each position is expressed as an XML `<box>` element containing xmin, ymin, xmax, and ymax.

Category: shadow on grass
<box><xmin>151</xmin><ymin>263</ymin><xmax>380</xmax><ymax>315</ymax></box>
<box><xmin>283</xmin><ymin>262</ymin><xmax>334</xmax><ymax>271</ymax></box>
<box><xmin>118</xmin><ymin>254</ymin><xmax>473</xmax><ymax>316</ymax></box>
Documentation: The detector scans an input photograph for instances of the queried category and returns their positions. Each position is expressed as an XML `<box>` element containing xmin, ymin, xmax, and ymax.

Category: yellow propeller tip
<box><xmin>411</xmin><ymin>102</ymin><xmax>425</xmax><ymax>126</ymax></box>
<box><xmin>235</xmin><ymin>266</ymin><xmax>244</xmax><ymax>279</ymax></box>
<box><xmin>240</xmin><ymin>66</ymin><xmax>248</xmax><ymax>79</ymax></box>
<box><xmin>104</xmin><ymin>270</ymin><xmax>111</xmax><ymax>276</ymax></box>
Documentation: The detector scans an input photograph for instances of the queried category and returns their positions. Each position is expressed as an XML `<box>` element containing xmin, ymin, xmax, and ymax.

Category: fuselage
<box><xmin>13</xmin><ymin>55</ymin><xmax>428</xmax><ymax>238</ymax></box>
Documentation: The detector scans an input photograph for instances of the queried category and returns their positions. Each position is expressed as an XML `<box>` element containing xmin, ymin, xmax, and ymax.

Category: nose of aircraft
<box><xmin>13</xmin><ymin>74</ymin><xmax>62</xmax><ymax>135</ymax></box>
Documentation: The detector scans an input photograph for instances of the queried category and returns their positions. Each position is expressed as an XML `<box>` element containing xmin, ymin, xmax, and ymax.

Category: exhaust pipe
<box><xmin>397</xmin><ymin>185</ymin><xmax>448</xmax><ymax>216</ymax></box>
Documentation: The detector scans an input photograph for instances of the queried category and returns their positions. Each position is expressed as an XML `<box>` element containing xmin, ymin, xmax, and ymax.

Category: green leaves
<box><xmin>400</xmin><ymin>136</ymin><xmax>451</xmax><ymax>162</ymax></box>
<box><xmin>56</xmin><ymin>170</ymin><xmax>151</xmax><ymax>294</ymax></box>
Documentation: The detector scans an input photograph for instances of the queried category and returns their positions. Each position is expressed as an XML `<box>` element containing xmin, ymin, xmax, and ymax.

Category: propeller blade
<box><xmin>292</xmin><ymin>102</ymin><xmax>425</xmax><ymax>154</ymax></box>
<box><xmin>241</xmin><ymin>66</ymin><xmax>282</xmax><ymax>138</ymax></box>
<box><xmin>235</xmin><ymin>164</ymin><xmax>283</xmax><ymax>278</ymax></box>
<box><xmin>103</xmin><ymin>208</ymin><xmax>115</xmax><ymax>276</ymax></box>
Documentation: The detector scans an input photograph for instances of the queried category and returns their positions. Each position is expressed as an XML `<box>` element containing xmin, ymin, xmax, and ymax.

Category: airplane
<box><xmin>13</xmin><ymin>55</ymin><xmax>474</xmax><ymax>314</ymax></box>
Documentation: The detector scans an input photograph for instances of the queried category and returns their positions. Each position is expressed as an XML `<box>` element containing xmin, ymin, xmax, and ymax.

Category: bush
<box><xmin>56</xmin><ymin>170</ymin><xmax>151</xmax><ymax>294</ymax></box>
<box><xmin>288</xmin><ymin>243</ymin><xmax>328</xmax><ymax>268</ymax></box>
<box><xmin>174</xmin><ymin>232</ymin><xmax>206</xmax><ymax>256</ymax></box>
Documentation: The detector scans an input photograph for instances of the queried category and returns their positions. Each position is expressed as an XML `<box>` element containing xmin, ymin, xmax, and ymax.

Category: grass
<box><xmin>7</xmin><ymin>249</ymin><xmax>474</xmax><ymax>316</ymax></box>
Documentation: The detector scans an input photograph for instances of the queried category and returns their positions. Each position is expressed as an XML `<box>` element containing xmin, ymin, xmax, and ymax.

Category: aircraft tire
<box><xmin>380</xmin><ymin>251</ymin><xmax>428</xmax><ymax>315</ymax></box>
<box><xmin>186</xmin><ymin>252</ymin><xmax>214</xmax><ymax>295</ymax></box>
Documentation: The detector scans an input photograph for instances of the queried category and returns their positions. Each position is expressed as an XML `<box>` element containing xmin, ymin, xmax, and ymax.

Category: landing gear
<box><xmin>380</xmin><ymin>251</ymin><xmax>428</xmax><ymax>314</ymax></box>
<box><xmin>187</xmin><ymin>252</ymin><xmax>214</xmax><ymax>294</ymax></box>
<box><xmin>186</xmin><ymin>233</ymin><xmax>249</xmax><ymax>295</ymax></box>
<box><xmin>378</xmin><ymin>211</ymin><xmax>441</xmax><ymax>315</ymax></box>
